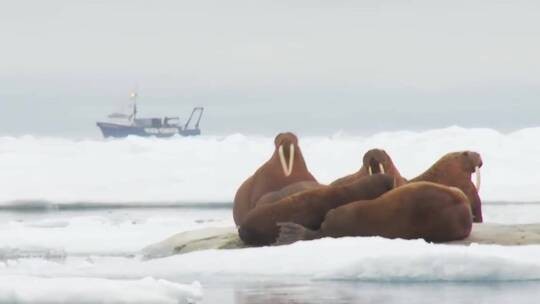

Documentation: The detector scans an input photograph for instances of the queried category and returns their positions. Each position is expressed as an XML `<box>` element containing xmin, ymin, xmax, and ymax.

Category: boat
<box><xmin>96</xmin><ymin>91</ymin><xmax>204</xmax><ymax>138</ymax></box>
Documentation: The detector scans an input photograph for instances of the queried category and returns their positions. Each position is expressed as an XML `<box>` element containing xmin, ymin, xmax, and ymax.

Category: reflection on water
<box><xmin>202</xmin><ymin>281</ymin><xmax>540</xmax><ymax>304</ymax></box>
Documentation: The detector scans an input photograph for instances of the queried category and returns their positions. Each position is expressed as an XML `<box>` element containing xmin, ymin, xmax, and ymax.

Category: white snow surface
<box><xmin>2</xmin><ymin>237</ymin><xmax>540</xmax><ymax>283</ymax></box>
<box><xmin>1</xmin><ymin>126</ymin><xmax>539</xmax><ymax>205</ymax></box>
<box><xmin>0</xmin><ymin>276</ymin><xmax>202</xmax><ymax>304</ymax></box>
<box><xmin>0</xmin><ymin>205</ymin><xmax>538</xmax><ymax>259</ymax></box>
<box><xmin>0</xmin><ymin>209</ymin><xmax>232</xmax><ymax>256</ymax></box>
<box><xmin>0</xmin><ymin>205</ymin><xmax>539</xmax><ymax>302</ymax></box>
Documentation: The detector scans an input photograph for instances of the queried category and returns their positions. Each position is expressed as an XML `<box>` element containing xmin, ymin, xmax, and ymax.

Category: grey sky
<box><xmin>1</xmin><ymin>0</ymin><xmax>539</xmax><ymax>137</ymax></box>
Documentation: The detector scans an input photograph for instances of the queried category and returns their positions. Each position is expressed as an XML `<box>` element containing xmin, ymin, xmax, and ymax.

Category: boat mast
<box><xmin>129</xmin><ymin>89</ymin><xmax>138</xmax><ymax>123</ymax></box>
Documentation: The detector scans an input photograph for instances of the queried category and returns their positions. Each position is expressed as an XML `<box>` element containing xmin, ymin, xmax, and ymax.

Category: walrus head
<box><xmin>362</xmin><ymin>149</ymin><xmax>406</xmax><ymax>186</ymax></box>
<box><xmin>409</xmin><ymin>150</ymin><xmax>484</xmax><ymax>223</ymax></box>
<box><xmin>428</xmin><ymin>151</ymin><xmax>483</xmax><ymax>192</ymax></box>
<box><xmin>460</xmin><ymin>151</ymin><xmax>483</xmax><ymax>191</ymax></box>
<box><xmin>363</xmin><ymin>149</ymin><xmax>391</xmax><ymax>175</ymax></box>
<box><xmin>274</xmin><ymin>132</ymin><xmax>299</xmax><ymax>177</ymax></box>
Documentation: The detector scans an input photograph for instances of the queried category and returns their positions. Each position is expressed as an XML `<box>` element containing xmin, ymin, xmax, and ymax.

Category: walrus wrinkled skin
<box><xmin>331</xmin><ymin>149</ymin><xmax>407</xmax><ymax>187</ymax></box>
<box><xmin>238</xmin><ymin>174</ymin><xmax>395</xmax><ymax>246</ymax></box>
<box><xmin>255</xmin><ymin>181</ymin><xmax>321</xmax><ymax>206</ymax></box>
<box><xmin>233</xmin><ymin>132</ymin><xmax>318</xmax><ymax>226</ymax></box>
<box><xmin>276</xmin><ymin>182</ymin><xmax>473</xmax><ymax>245</ymax></box>
<box><xmin>410</xmin><ymin>151</ymin><xmax>483</xmax><ymax>223</ymax></box>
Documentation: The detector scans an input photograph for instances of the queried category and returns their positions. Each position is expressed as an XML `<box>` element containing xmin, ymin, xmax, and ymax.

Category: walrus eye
<box><xmin>278</xmin><ymin>144</ymin><xmax>295</xmax><ymax>177</ymax></box>
<box><xmin>473</xmin><ymin>166</ymin><xmax>481</xmax><ymax>192</ymax></box>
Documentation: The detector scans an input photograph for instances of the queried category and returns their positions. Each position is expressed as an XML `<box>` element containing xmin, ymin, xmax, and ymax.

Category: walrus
<box><xmin>276</xmin><ymin>182</ymin><xmax>473</xmax><ymax>245</ymax></box>
<box><xmin>331</xmin><ymin>148</ymin><xmax>407</xmax><ymax>187</ymax></box>
<box><xmin>233</xmin><ymin>132</ymin><xmax>318</xmax><ymax>226</ymax></box>
<box><xmin>238</xmin><ymin>174</ymin><xmax>395</xmax><ymax>246</ymax></box>
<box><xmin>409</xmin><ymin>151</ymin><xmax>483</xmax><ymax>223</ymax></box>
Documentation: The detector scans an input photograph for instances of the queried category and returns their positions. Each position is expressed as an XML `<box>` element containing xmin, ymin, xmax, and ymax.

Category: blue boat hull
<box><xmin>96</xmin><ymin>122</ymin><xmax>201</xmax><ymax>138</ymax></box>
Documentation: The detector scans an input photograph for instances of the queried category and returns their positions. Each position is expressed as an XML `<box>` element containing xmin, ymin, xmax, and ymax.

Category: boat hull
<box><xmin>96</xmin><ymin>122</ymin><xmax>200</xmax><ymax>138</ymax></box>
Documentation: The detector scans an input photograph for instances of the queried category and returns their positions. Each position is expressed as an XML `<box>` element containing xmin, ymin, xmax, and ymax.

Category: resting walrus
<box><xmin>410</xmin><ymin>151</ymin><xmax>483</xmax><ymax>223</ymax></box>
<box><xmin>238</xmin><ymin>174</ymin><xmax>395</xmax><ymax>246</ymax></box>
<box><xmin>331</xmin><ymin>148</ymin><xmax>407</xmax><ymax>187</ymax></box>
<box><xmin>276</xmin><ymin>182</ymin><xmax>473</xmax><ymax>244</ymax></box>
<box><xmin>233</xmin><ymin>132</ymin><xmax>318</xmax><ymax>226</ymax></box>
<box><xmin>335</xmin><ymin>149</ymin><xmax>484</xmax><ymax>222</ymax></box>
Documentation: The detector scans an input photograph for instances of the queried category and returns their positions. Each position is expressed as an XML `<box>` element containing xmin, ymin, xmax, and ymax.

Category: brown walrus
<box><xmin>331</xmin><ymin>148</ymin><xmax>407</xmax><ymax>187</ymax></box>
<box><xmin>276</xmin><ymin>182</ymin><xmax>473</xmax><ymax>244</ymax></box>
<box><xmin>233</xmin><ymin>132</ymin><xmax>318</xmax><ymax>226</ymax></box>
<box><xmin>238</xmin><ymin>174</ymin><xmax>395</xmax><ymax>246</ymax></box>
<box><xmin>410</xmin><ymin>151</ymin><xmax>483</xmax><ymax>223</ymax></box>
<box><xmin>333</xmin><ymin>149</ymin><xmax>483</xmax><ymax>222</ymax></box>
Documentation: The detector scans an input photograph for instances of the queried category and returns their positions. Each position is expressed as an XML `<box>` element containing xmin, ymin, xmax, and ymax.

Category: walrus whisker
<box><xmin>474</xmin><ymin>166</ymin><xmax>481</xmax><ymax>191</ymax></box>
<box><xmin>379</xmin><ymin>163</ymin><xmax>385</xmax><ymax>174</ymax></box>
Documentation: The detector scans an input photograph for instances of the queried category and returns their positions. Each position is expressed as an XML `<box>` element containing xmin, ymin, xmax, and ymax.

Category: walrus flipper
<box><xmin>274</xmin><ymin>222</ymin><xmax>322</xmax><ymax>245</ymax></box>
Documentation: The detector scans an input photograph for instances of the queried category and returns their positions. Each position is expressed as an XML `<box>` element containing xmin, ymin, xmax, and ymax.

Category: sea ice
<box><xmin>0</xmin><ymin>276</ymin><xmax>202</xmax><ymax>304</ymax></box>
<box><xmin>3</xmin><ymin>237</ymin><xmax>540</xmax><ymax>283</ymax></box>
<box><xmin>1</xmin><ymin>126</ymin><xmax>539</xmax><ymax>205</ymax></box>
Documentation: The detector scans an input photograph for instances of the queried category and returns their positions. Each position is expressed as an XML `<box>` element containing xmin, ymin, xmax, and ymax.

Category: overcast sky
<box><xmin>1</xmin><ymin>0</ymin><xmax>539</xmax><ymax>137</ymax></box>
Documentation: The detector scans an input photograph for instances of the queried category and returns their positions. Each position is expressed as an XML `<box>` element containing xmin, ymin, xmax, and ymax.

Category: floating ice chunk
<box><xmin>4</xmin><ymin>237</ymin><xmax>540</xmax><ymax>282</ymax></box>
<box><xmin>0</xmin><ymin>276</ymin><xmax>203</xmax><ymax>304</ymax></box>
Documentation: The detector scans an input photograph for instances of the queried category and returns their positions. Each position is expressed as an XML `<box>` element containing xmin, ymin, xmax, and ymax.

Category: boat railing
<box><xmin>184</xmin><ymin>107</ymin><xmax>204</xmax><ymax>130</ymax></box>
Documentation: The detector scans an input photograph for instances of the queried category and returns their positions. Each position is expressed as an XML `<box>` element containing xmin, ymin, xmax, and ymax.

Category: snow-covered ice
<box><xmin>1</xmin><ymin>126</ymin><xmax>540</xmax><ymax>205</ymax></box>
<box><xmin>0</xmin><ymin>276</ymin><xmax>202</xmax><ymax>304</ymax></box>
<box><xmin>0</xmin><ymin>204</ymin><xmax>538</xmax><ymax>260</ymax></box>
<box><xmin>0</xmin><ymin>205</ymin><xmax>539</xmax><ymax>285</ymax></box>
<box><xmin>0</xmin><ymin>206</ymin><xmax>539</xmax><ymax>303</ymax></box>
<box><xmin>1</xmin><ymin>127</ymin><xmax>540</xmax><ymax>303</ymax></box>
<box><xmin>2</xmin><ymin>236</ymin><xmax>540</xmax><ymax>283</ymax></box>
<box><xmin>0</xmin><ymin>209</ymin><xmax>232</xmax><ymax>256</ymax></box>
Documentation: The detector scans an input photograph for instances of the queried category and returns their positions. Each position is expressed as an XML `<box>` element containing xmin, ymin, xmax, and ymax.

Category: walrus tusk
<box><xmin>278</xmin><ymin>144</ymin><xmax>295</xmax><ymax>177</ymax></box>
<box><xmin>474</xmin><ymin>166</ymin><xmax>481</xmax><ymax>192</ymax></box>
<box><xmin>368</xmin><ymin>166</ymin><xmax>373</xmax><ymax>176</ymax></box>
<box><xmin>379</xmin><ymin>163</ymin><xmax>385</xmax><ymax>174</ymax></box>
<box><xmin>288</xmin><ymin>144</ymin><xmax>295</xmax><ymax>176</ymax></box>
<box><xmin>278</xmin><ymin>145</ymin><xmax>290</xmax><ymax>177</ymax></box>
